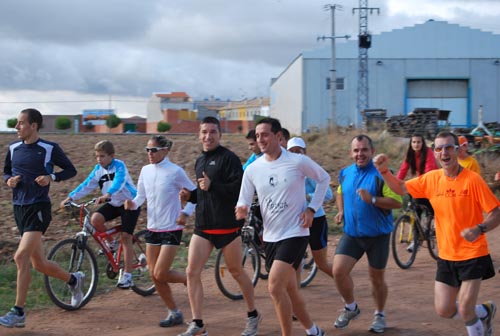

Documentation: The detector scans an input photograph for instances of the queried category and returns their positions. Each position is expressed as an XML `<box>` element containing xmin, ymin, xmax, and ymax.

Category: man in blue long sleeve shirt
<box><xmin>1</xmin><ymin>109</ymin><xmax>82</xmax><ymax>329</ymax></box>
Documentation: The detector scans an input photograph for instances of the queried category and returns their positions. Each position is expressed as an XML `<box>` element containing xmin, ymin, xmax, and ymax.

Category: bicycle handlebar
<box><xmin>63</xmin><ymin>197</ymin><xmax>111</xmax><ymax>209</ymax></box>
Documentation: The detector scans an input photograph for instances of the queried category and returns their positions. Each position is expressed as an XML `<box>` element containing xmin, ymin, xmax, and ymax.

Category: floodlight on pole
<box><xmin>317</xmin><ymin>4</ymin><xmax>350</xmax><ymax>131</ymax></box>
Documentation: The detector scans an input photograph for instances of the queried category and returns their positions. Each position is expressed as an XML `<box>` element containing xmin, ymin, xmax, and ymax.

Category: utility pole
<box><xmin>317</xmin><ymin>4</ymin><xmax>350</xmax><ymax>130</ymax></box>
<box><xmin>353</xmin><ymin>0</ymin><xmax>379</xmax><ymax>126</ymax></box>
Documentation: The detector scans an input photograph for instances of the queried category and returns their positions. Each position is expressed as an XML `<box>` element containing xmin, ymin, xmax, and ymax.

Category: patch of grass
<box><xmin>0</xmin><ymin>260</ymin><xmax>55</xmax><ymax>313</ymax></box>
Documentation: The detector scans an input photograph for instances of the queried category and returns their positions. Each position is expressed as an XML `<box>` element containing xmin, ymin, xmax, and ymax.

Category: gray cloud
<box><xmin>0</xmin><ymin>0</ymin><xmax>498</xmax><ymax>102</ymax></box>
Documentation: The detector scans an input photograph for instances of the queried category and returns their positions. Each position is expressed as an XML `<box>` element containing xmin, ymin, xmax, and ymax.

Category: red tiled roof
<box><xmin>155</xmin><ymin>92</ymin><xmax>190</xmax><ymax>98</ymax></box>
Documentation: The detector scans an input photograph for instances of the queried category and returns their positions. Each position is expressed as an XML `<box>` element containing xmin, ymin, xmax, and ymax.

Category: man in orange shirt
<box><xmin>373</xmin><ymin>131</ymin><xmax>500</xmax><ymax>336</ymax></box>
<box><xmin>457</xmin><ymin>136</ymin><xmax>481</xmax><ymax>175</ymax></box>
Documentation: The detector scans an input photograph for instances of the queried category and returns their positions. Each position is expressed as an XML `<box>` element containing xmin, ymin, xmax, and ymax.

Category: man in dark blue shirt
<box><xmin>1</xmin><ymin>108</ymin><xmax>81</xmax><ymax>329</ymax></box>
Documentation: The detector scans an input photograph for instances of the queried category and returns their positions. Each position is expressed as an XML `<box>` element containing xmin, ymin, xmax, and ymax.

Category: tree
<box><xmin>7</xmin><ymin>118</ymin><xmax>17</xmax><ymax>129</ymax></box>
<box><xmin>157</xmin><ymin>121</ymin><xmax>171</xmax><ymax>132</ymax></box>
<box><xmin>55</xmin><ymin>116</ymin><xmax>72</xmax><ymax>130</ymax></box>
<box><xmin>106</xmin><ymin>114</ymin><xmax>121</xmax><ymax>129</ymax></box>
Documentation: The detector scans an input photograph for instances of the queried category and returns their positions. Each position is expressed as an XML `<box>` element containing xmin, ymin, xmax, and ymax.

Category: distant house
<box><xmin>146</xmin><ymin>91</ymin><xmax>269</xmax><ymax>134</ymax></box>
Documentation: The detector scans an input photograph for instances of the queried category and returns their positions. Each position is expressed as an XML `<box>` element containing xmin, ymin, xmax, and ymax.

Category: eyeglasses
<box><xmin>434</xmin><ymin>144</ymin><xmax>458</xmax><ymax>153</ymax></box>
<box><xmin>145</xmin><ymin>147</ymin><xmax>167</xmax><ymax>153</ymax></box>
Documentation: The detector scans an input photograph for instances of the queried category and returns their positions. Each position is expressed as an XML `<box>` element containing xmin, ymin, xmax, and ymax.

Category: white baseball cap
<box><xmin>287</xmin><ymin>137</ymin><xmax>306</xmax><ymax>150</ymax></box>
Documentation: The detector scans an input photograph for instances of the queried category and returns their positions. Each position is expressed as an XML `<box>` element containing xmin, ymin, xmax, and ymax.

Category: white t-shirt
<box><xmin>130</xmin><ymin>157</ymin><xmax>196</xmax><ymax>232</ymax></box>
<box><xmin>237</xmin><ymin>148</ymin><xmax>330</xmax><ymax>242</ymax></box>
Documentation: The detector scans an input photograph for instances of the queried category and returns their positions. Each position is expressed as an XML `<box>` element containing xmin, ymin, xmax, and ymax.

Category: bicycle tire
<box><xmin>130</xmin><ymin>229</ymin><xmax>156</xmax><ymax>296</ymax></box>
<box><xmin>300</xmin><ymin>245</ymin><xmax>318</xmax><ymax>288</ymax></box>
<box><xmin>426</xmin><ymin>217</ymin><xmax>439</xmax><ymax>260</ymax></box>
<box><xmin>44</xmin><ymin>238</ymin><xmax>98</xmax><ymax>310</ymax></box>
<box><xmin>215</xmin><ymin>239</ymin><xmax>260</xmax><ymax>300</ymax></box>
<box><xmin>391</xmin><ymin>214</ymin><xmax>418</xmax><ymax>269</ymax></box>
<box><xmin>258</xmin><ymin>249</ymin><xmax>269</xmax><ymax>280</ymax></box>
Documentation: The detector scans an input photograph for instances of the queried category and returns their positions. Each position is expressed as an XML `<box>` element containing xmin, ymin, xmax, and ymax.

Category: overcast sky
<box><xmin>0</xmin><ymin>0</ymin><xmax>499</xmax><ymax>128</ymax></box>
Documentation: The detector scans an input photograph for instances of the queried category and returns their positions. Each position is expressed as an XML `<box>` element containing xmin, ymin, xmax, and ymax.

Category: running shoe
<box><xmin>241</xmin><ymin>313</ymin><xmax>262</xmax><ymax>336</ymax></box>
<box><xmin>482</xmin><ymin>301</ymin><xmax>497</xmax><ymax>336</ymax></box>
<box><xmin>0</xmin><ymin>308</ymin><xmax>25</xmax><ymax>328</ymax></box>
<box><xmin>69</xmin><ymin>271</ymin><xmax>85</xmax><ymax>308</ymax></box>
<box><xmin>177</xmin><ymin>321</ymin><xmax>208</xmax><ymax>336</ymax></box>
<box><xmin>116</xmin><ymin>272</ymin><xmax>134</xmax><ymax>289</ymax></box>
<box><xmin>334</xmin><ymin>305</ymin><xmax>360</xmax><ymax>329</ymax></box>
<box><xmin>306</xmin><ymin>326</ymin><xmax>325</xmax><ymax>336</ymax></box>
<box><xmin>369</xmin><ymin>313</ymin><xmax>386</xmax><ymax>333</ymax></box>
<box><xmin>159</xmin><ymin>309</ymin><xmax>183</xmax><ymax>327</ymax></box>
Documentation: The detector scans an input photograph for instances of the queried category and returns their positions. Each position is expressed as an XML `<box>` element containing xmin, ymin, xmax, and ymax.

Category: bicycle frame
<box><xmin>72</xmin><ymin>199</ymin><xmax>123</xmax><ymax>272</ymax></box>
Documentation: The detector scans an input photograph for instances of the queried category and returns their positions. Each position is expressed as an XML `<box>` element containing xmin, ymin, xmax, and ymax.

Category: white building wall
<box><xmin>270</xmin><ymin>56</ymin><xmax>304</xmax><ymax>135</ymax></box>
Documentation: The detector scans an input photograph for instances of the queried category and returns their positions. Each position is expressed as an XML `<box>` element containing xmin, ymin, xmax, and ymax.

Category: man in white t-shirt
<box><xmin>236</xmin><ymin>117</ymin><xmax>330</xmax><ymax>336</ymax></box>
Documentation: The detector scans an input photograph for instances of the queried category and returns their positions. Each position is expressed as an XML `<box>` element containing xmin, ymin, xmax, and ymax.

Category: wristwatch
<box><xmin>477</xmin><ymin>223</ymin><xmax>487</xmax><ymax>234</ymax></box>
<box><xmin>371</xmin><ymin>196</ymin><xmax>377</xmax><ymax>205</ymax></box>
<box><xmin>50</xmin><ymin>173</ymin><xmax>56</xmax><ymax>181</ymax></box>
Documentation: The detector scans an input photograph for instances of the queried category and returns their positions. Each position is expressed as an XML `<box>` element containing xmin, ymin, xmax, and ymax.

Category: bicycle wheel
<box><xmin>130</xmin><ymin>230</ymin><xmax>156</xmax><ymax>296</ymax></box>
<box><xmin>44</xmin><ymin>238</ymin><xmax>98</xmax><ymax>310</ymax></box>
<box><xmin>426</xmin><ymin>217</ymin><xmax>439</xmax><ymax>260</ymax></box>
<box><xmin>300</xmin><ymin>245</ymin><xmax>318</xmax><ymax>288</ymax></box>
<box><xmin>391</xmin><ymin>214</ymin><xmax>418</xmax><ymax>269</ymax></box>
<box><xmin>258</xmin><ymin>250</ymin><xmax>269</xmax><ymax>280</ymax></box>
<box><xmin>215</xmin><ymin>239</ymin><xmax>260</xmax><ymax>300</ymax></box>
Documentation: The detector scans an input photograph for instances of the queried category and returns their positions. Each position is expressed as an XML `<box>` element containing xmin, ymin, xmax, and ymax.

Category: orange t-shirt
<box><xmin>406</xmin><ymin>168</ymin><xmax>500</xmax><ymax>261</ymax></box>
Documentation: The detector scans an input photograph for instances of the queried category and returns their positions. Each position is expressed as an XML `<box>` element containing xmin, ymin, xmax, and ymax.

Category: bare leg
<box><xmin>332</xmin><ymin>254</ymin><xmax>357</xmax><ymax>305</ymax></box>
<box><xmin>222</xmin><ymin>236</ymin><xmax>256</xmax><ymax>311</ymax></box>
<box><xmin>185</xmin><ymin>235</ymin><xmax>213</xmax><ymax>319</ymax></box>
<box><xmin>368</xmin><ymin>266</ymin><xmax>387</xmax><ymax>312</ymax></box>
<box><xmin>17</xmin><ymin>232</ymin><xmax>71</xmax><ymax>307</ymax></box>
<box><xmin>147</xmin><ymin>244</ymin><xmax>186</xmax><ymax>310</ymax></box>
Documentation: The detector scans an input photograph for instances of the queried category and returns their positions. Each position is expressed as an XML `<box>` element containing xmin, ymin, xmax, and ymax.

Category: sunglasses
<box><xmin>434</xmin><ymin>144</ymin><xmax>458</xmax><ymax>153</ymax></box>
<box><xmin>145</xmin><ymin>147</ymin><xmax>167</xmax><ymax>153</ymax></box>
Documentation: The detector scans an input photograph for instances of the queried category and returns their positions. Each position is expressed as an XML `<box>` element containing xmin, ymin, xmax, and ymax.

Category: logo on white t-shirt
<box><xmin>269</xmin><ymin>174</ymin><xmax>278</xmax><ymax>187</ymax></box>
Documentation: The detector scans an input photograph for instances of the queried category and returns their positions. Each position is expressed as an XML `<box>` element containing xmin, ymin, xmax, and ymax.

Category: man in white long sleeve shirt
<box><xmin>124</xmin><ymin>135</ymin><xmax>195</xmax><ymax>328</ymax></box>
<box><xmin>236</xmin><ymin>117</ymin><xmax>330</xmax><ymax>336</ymax></box>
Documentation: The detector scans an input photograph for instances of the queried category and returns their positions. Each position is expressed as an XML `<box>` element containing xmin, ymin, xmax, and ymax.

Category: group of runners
<box><xmin>2</xmin><ymin>108</ymin><xmax>499</xmax><ymax>336</ymax></box>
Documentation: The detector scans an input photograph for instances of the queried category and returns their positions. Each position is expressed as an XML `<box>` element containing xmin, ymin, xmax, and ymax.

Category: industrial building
<box><xmin>270</xmin><ymin>20</ymin><xmax>500</xmax><ymax>135</ymax></box>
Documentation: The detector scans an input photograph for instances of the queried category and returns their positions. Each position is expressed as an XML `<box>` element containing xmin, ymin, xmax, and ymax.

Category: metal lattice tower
<box><xmin>353</xmin><ymin>1</ymin><xmax>379</xmax><ymax>120</ymax></box>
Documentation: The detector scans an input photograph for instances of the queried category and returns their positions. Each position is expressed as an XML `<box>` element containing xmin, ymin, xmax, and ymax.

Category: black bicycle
<box><xmin>392</xmin><ymin>197</ymin><xmax>439</xmax><ymax>269</ymax></box>
<box><xmin>215</xmin><ymin>203</ymin><xmax>317</xmax><ymax>300</ymax></box>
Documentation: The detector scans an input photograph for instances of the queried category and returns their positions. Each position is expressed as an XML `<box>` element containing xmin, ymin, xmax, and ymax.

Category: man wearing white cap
<box><xmin>287</xmin><ymin>137</ymin><xmax>334</xmax><ymax>278</ymax></box>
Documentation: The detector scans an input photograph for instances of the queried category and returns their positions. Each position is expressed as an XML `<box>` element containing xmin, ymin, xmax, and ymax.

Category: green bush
<box><xmin>7</xmin><ymin>118</ymin><xmax>17</xmax><ymax>128</ymax></box>
<box><xmin>106</xmin><ymin>114</ymin><xmax>121</xmax><ymax>129</ymax></box>
<box><xmin>157</xmin><ymin>121</ymin><xmax>171</xmax><ymax>133</ymax></box>
<box><xmin>55</xmin><ymin>117</ymin><xmax>72</xmax><ymax>130</ymax></box>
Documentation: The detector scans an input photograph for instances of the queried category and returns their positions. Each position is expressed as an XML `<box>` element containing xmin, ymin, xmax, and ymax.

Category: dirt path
<box><xmin>3</xmin><ymin>233</ymin><xmax>500</xmax><ymax>336</ymax></box>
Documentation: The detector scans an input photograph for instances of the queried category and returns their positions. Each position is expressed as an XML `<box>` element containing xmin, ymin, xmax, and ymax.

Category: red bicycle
<box><xmin>44</xmin><ymin>198</ymin><xmax>155</xmax><ymax>310</ymax></box>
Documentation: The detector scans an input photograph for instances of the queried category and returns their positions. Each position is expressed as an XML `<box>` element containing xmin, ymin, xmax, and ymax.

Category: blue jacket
<box><xmin>338</xmin><ymin>161</ymin><xmax>394</xmax><ymax>237</ymax></box>
<box><xmin>69</xmin><ymin>158</ymin><xmax>136</xmax><ymax>207</ymax></box>
<box><xmin>4</xmin><ymin>139</ymin><xmax>77</xmax><ymax>205</ymax></box>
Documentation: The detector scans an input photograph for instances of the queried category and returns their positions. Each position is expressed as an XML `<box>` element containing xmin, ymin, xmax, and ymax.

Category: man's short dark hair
<box><xmin>256</xmin><ymin>117</ymin><xmax>282</xmax><ymax>134</ymax></box>
<box><xmin>201</xmin><ymin>116</ymin><xmax>221</xmax><ymax>133</ymax></box>
<box><xmin>246</xmin><ymin>129</ymin><xmax>256</xmax><ymax>141</ymax></box>
<box><xmin>21</xmin><ymin>108</ymin><xmax>43</xmax><ymax>131</ymax></box>
<box><xmin>352</xmin><ymin>134</ymin><xmax>373</xmax><ymax>148</ymax></box>
<box><xmin>281</xmin><ymin>128</ymin><xmax>290</xmax><ymax>141</ymax></box>
<box><xmin>435</xmin><ymin>131</ymin><xmax>459</xmax><ymax>145</ymax></box>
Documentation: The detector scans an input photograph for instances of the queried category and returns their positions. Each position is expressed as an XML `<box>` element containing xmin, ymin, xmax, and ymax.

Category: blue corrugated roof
<box><xmin>304</xmin><ymin>20</ymin><xmax>500</xmax><ymax>59</ymax></box>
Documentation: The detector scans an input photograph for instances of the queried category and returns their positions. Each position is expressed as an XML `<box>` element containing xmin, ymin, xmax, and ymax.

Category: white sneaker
<box><xmin>69</xmin><ymin>271</ymin><xmax>85</xmax><ymax>308</ymax></box>
<box><xmin>116</xmin><ymin>272</ymin><xmax>133</xmax><ymax>289</ymax></box>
